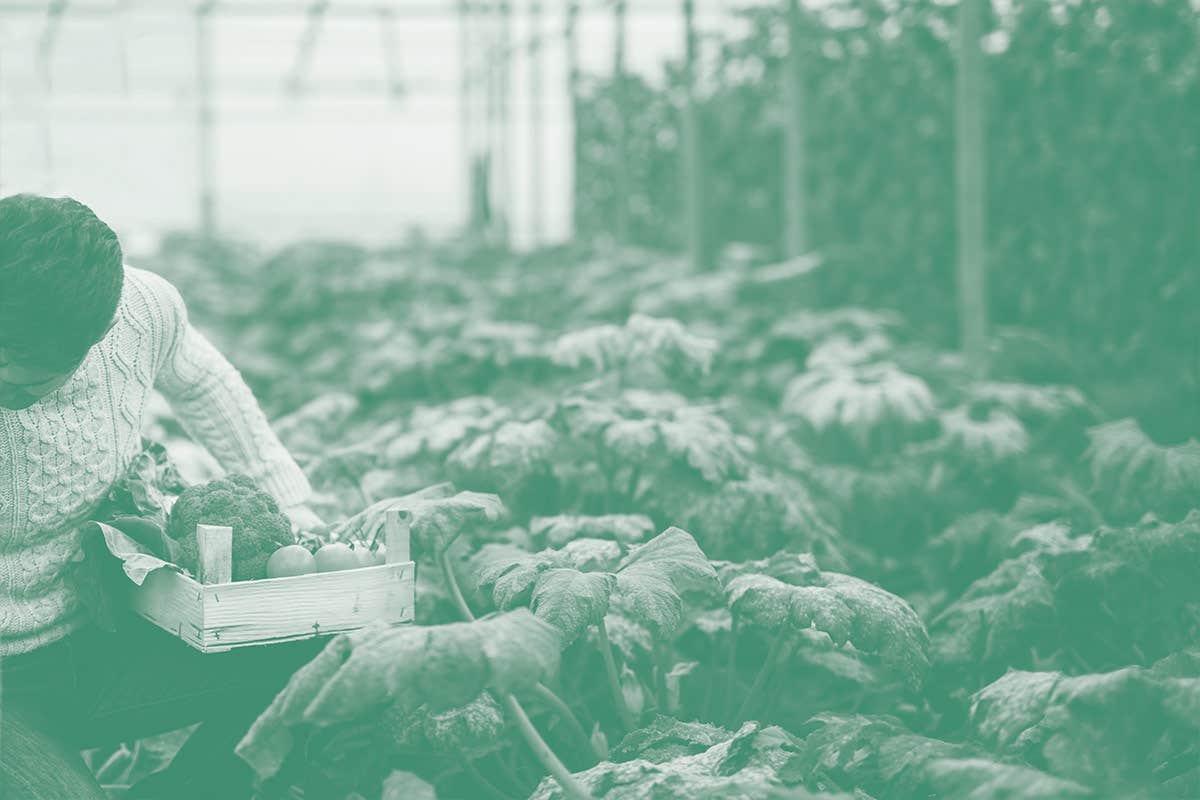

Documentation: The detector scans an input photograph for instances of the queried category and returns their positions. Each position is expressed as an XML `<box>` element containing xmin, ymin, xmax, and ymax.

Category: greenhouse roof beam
<box><xmin>284</xmin><ymin>0</ymin><xmax>329</xmax><ymax>97</ymax></box>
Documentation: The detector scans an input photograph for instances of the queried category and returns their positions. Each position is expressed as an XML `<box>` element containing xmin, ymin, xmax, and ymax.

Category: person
<box><xmin>0</xmin><ymin>194</ymin><xmax>327</xmax><ymax>798</ymax></box>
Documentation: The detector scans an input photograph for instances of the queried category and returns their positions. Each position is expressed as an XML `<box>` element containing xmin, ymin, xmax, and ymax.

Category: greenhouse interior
<box><xmin>0</xmin><ymin>1</ymin><xmax>1198</xmax><ymax>799</ymax></box>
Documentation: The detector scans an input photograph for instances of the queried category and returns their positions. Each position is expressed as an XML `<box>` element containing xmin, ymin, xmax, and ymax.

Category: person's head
<box><xmin>0</xmin><ymin>194</ymin><xmax>124</xmax><ymax>410</ymax></box>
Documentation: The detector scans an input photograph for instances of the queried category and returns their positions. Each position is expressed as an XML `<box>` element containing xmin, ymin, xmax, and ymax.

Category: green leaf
<box><xmin>531</xmin><ymin>514</ymin><xmax>655</xmax><ymax>547</ymax></box>
<box><xmin>971</xmin><ymin>667</ymin><xmax>1200</xmax><ymax>790</ymax></box>
<box><xmin>236</xmin><ymin>611</ymin><xmax>560</xmax><ymax>781</ymax></box>
<box><xmin>725</xmin><ymin>562</ymin><xmax>930</xmax><ymax>688</ymax></box>
<box><xmin>532</xmin><ymin>569</ymin><xmax>618</xmax><ymax>643</ymax></box>
<box><xmin>781</xmin><ymin>363</ymin><xmax>936</xmax><ymax>455</ymax></box>
<box><xmin>381</xmin><ymin>770</ymin><xmax>438</xmax><ymax>800</ymax></box>
<box><xmin>1085</xmin><ymin>418</ymin><xmax>1200</xmax><ymax>523</ymax></box>
<box><xmin>447</xmin><ymin>420</ymin><xmax>559</xmax><ymax>492</ymax></box>
<box><xmin>614</xmin><ymin>527</ymin><xmax>719</xmax><ymax>636</ymax></box>
<box><xmin>407</xmin><ymin>491</ymin><xmax>508</xmax><ymax>553</ymax></box>
<box><xmin>667</xmin><ymin>471</ymin><xmax>848</xmax><ymax>566</ymax></box>
<box><xmin>792</xmin><ymin>714</ymin><xmax>1091</xmax><ymax>800</ymax></box>
<box><xmin>529</xmin><ymin>722</ymin><xmax>803</xmax><ymax>800</ymax></box>
<box><xmin>611</xmin><ymin>716</ymin><xmax>733</xmax><ymax>764</ymax></box>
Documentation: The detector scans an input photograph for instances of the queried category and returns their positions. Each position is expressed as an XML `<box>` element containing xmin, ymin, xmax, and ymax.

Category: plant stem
<box><xmin>440</xmin><ymin>546</ymin><xmax>601</xmax><ymax>763</ymax></box>
<box><xmin>596</xmin><ymin>618</ymin><xmax>637</xmax><ymax>731</ymax></box>
<box><xmin>652</xmin><ymin>642</ymin><xmax>670</xmax><ymax>713</ymax></box>
<box><xmin>440</xmin><ymin>547</ymin><xmax>476</xmax><ymax>621</ymax></box>
<box><xmin>501</xmin><ymin>692</ymin><xmax>595</xmax><ymax>800</ymax></box>
<box><xmin>625</xmin><ymin>463</ymin><xmax>642</xmax><ymax>504</ymax></box>
<box><xmin>722</xmin><ymin>617</ymin><xmax>739</xmax><ymax>723</ymax></box>
<box><xmin>533</xmin><ymin>682</ymin><xmax>603</xmax><ymax>763</ymax></box>
<box><xmin>460</xmin><ymin>753</ymin><xmax>513</xmax><ymax>800</ymax></box>
<box><xmin>733</xmin><ymin>635</ymin><xmax>789</xmax><ymax>725</ymax></box>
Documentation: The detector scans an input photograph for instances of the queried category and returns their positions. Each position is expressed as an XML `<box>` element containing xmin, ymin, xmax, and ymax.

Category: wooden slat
<box><xmin>128</xmin><ymin>569</ymin><xmax>206</xmax><ymax>648</ymax></box>
<box><xmin>195</xmin><ymin>524</ymin><xmax>232</xmax><ymax>584</ymax></box>
<box><xmin>384</xmin><ymin>509</ymin><xmax>411</xmax><ymax>564</ymax></box>
<box><xmin>199</xmin><ymin>562</ymin><xmax>414</xmax><ymax>649</ymax></box>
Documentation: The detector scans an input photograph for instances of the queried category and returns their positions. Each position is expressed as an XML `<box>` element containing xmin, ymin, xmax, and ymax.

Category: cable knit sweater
<box><xmin>0</xmin><ymin>265</ymin><xmax>312</xmax><ymax>657</ymax></box>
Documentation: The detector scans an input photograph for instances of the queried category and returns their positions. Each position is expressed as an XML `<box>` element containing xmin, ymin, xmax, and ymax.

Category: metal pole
<box><xmin>284</xmin><ymin>0</ymin><xmax>329</xmax><ymax>97</ymax></box>
<box><xmin>681</xmin><ymin>0</ymin><xmax>704</xmax><ymax>269</ymax></box>
<box><xmin>195</xmin><ymin>1</ymin><xmax>216</xmax><ymax>237</ymax></box>
<box><xmin>955</xmin><ymin>0</ymin><xmax>988</xmax><ymax>367</ymax></box>
<box><xmin>529</xmin><ymin>0</ymin><xmax>545</xmax><ymax>246</ymax></box>
<box><xmin>782</xmin><ymin>0</ymin><xmax>807</xmax><ymax>257</ymax></box>
<box><xmin>612</xmin><ymin>0</ymin><xmax>630</xmax><ymax>244</ymax></box>
<box><xmin>565</xmin><ymin>0</ymin><xmax>580</xmax><ymax>237</ymax></box>
<box><xmin>458</xmin><ymin>0</ymin><xmax>473</xmax><ymax>228</ymax></box>
<box><xmin>496</xmin><ymin>0</ymin><xmax>512</xmax><ymax>247</ymax></box>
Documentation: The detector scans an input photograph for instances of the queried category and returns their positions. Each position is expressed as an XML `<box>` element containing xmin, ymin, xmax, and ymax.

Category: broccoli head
<box><xmin>168</xmin><ymin>474</ymin><xmax>294</xmax><ymax>581</ymax></box>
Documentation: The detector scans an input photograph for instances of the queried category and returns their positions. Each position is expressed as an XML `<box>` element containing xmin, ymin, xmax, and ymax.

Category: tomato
<box><xmin>356</xmin><ymin>543</ymin><xmax>388</xmax><ymax>567</ymax></box>
<box><xmin>266</xmin><ymin>544</ymin><xmax>317</xmax><ymax>578</ymax></box>
<box><xmin>314</xmin><ymin>542</ymin><xmax>361</xmax><ymax>573</ymax></box>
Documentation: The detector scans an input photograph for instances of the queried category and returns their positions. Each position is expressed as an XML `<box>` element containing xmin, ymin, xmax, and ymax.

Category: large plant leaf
<box><xmin>531</xmin><ymin>514</ymin><xmax>655</xmax><ymax>547</ymax></box>
<box><xmin>553</xmin><ymin>314</ymin><xmax>718</xmax><ymax>381</ymax></box>
<box><xmin>971</xmin><ymin>667</ymin><xmax>1200</xmax><ymax>791</ymax></box>
<box><xmin>446</xmin><ymin>420</ymin><xmax>560</xmax><ymax>492</ymax></box>
<box><xmin>1084</xmin><ymin>418</ymin><xmax>1200</xmax><ymax>523</ymax></box>
<box><xmin>531</xmin><ymin>569</ymin><xmax>619</xmax><ymax>643</ymax></box>
<box><xmin>790</xmin><ymin>714</ymin><xmax>1091</xmax><ymax>800</ymax></box>
<box><xmin>236</xmin><ymin>611</ymin><xmax>559</xmax><ymax>781</ymax></box>
<box><xmin>932</xmin><ymin>511</ymin><xmax>1200</xmax><ymax>683</ymax></box>
<box><xmin>614</xmin><ymin>528</ymin><xmax>720</xmax><ymax>636</ymax></box>
<box><xmin>529</xmin><ymin>722</ymin><xmax>803</xmax><ymax>800</ymax></box>
<box><xmin>474</xmin><ymin>528</ymin><xmax>716</xmax><ymax>642</ymax></box>
<box><xmin>781</xmin><ymin>363</ymin><xmax>936</xmax><ymax>457</ymax></box>
<box><xmin>725</xmin><ymin>560</ymin><xmax>930</xmax><ymax>688</ymax></box>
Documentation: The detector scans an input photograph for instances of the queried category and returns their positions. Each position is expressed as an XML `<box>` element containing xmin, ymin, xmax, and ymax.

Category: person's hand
<box><xmin>283</xmin><ymin>503</ymin><xmax>326</xmax><ymax>535</ymax></box>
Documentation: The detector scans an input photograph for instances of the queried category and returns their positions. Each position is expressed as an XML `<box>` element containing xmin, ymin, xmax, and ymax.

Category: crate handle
<box><xmin>384</xmin><ymin>509</ymin><xmax>411</xmax><ymax>564</ymax></box>
<box><xmin>195</xmin><ymin>524</ymin><xmax>233</xmax><ymax>584</ymax></box>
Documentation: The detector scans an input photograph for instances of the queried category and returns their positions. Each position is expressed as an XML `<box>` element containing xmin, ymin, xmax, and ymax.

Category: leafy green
<box><xmin>384</xmin><ymin>693</ymin><xmax>507</xmax><ymax>758</ymax></box>
<box><xmin>474</xmin><ymin>527</ymin><xmax>717</xmax><ymax>642</ymax></box>
<box><xmin>446</xmin><ymin>419</ymin><xmax>560</xmax><ymax>493</ymax></box>
<box><xmin>553</xmin><ymin>314</ymin><xmax>718</xmax><ymax>382</ymax></box>
<box><xmin>725</xmin><ymin>560</ymin><xmax>930</xmax><ymax>688</ymax></box>
<box><xmin>1084</xmin><ymin>418</ymin><xmax>1200</xmax><ymax>523</ymax></box>
<box><xmin>236</xmin><ymin>611</ymin><xmax>560</xmax><ymax>780</ymax></box>
<box><xmin>529</xmin><ymin>722</ymin><xmax>803</xmax><ymax>800</ymax></box>
<box><xmin>781</xmin><ymin>363</ymin><xmax>937</xmax><ymax>457</ymax></box>
<box><xmin>932</xmin><ymin>511</ymin><xmax>1200</xmax><ymax>681</ymax></box>
<box><xmin>790</xmin><ymin>714</ymin><xmax>1091</xmax><ymax>799</ymax></box>
<box><xmin>971</xmin><ymin>667</ymin><xmax>1200</xmax><ymax>791</ymax></box>
<box><xmin>531</xmin><ymin>514</ymin><xmax>655</xmax><ymax>547</ymax></box>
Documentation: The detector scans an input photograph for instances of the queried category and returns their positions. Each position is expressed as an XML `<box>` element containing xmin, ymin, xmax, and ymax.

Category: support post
<box><xmin>377</xmin><ymin>7</ymin><xmax>404</xmax><ymax>100</ymax></box>
<box><xmin>459</xmin><ymin>0</ymin><xmax>474</xmax><ymax>229</ymax></box>
<box><xmin>681</xmin><ymin>0</ymin><xmax>705</xmax><ymax>269</ymax></box>
<box><xmin>612</xmin><ymin>0</ymin><xmax>630</xmax><ymax>245</ymax></box>
<box><xmin>565</xmin><ymin>0</ymin><xmax>581</xmax><ymax>237</ymax></box>
<box><xmin>782</xmin><ymin>0</ymin><xmax>807</xmax><ymax>257</ymax></box>
<box><xmin>528</xmin><ymin>0</ymin><xmax>545</xmax><ymax>246</ymax></box>
<box><xmin>284</xmin><ymin>0</ymin><xmax>330</xmax><ymax>96</ymax></box>
<box><xmin>195</xmin><ymin>1</ymin><xmax>217</xmax><ymax>238</ymax></box>
<box><xmin>495</xmin><ymin>0</ymin><xmax>513</xmax><ymax>247</ymax></box>
<box><xmin>955</xmin><ymin>0</ymin><xmax>988</xmax><ymax>368</ymax></box>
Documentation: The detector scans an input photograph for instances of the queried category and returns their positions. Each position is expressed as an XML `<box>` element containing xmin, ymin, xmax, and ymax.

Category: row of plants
<box><xmin>129</xmin><ymin>232</ymin><xmax>1200</xmax><ymax>798</ymax></box>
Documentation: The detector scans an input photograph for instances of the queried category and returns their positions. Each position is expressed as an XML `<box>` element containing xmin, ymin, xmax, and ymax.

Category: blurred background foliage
<box><xmin>573</xmin><ymin>0</ymin><xmax>1200</xmax><ymax>441</ymax></box>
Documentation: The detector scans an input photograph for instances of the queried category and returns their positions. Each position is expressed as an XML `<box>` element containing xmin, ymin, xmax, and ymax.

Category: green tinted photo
<box><xmin>0</xmin><ymin>1</ymin><xmax>1197</xmax><ymax>799</ymax></box>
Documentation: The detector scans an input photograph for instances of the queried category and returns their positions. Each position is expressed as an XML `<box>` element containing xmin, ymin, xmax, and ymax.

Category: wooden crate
<box><xmin>129</xmin><ymin>510</ymin><xmax>415</xmax><ymax>653</ymax></box>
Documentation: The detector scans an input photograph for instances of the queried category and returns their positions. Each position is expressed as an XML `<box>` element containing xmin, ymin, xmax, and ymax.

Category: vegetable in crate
<box><xmin>168</xmin><ymin>474</ymin><xmax>294</xmax><ymax>581</ymax></box>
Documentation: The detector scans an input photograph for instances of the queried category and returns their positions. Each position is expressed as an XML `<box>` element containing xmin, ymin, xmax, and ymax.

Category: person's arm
<box><xmin>144</xmin><ymin>271</ymin><xmax>320</xmax><ymax>527</ymax></box>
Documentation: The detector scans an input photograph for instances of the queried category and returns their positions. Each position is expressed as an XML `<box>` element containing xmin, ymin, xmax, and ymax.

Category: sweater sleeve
<box><xmin>142</xmin><ymin>271</ymin><xmax>313</xmax><ymax>507</ymax></box>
